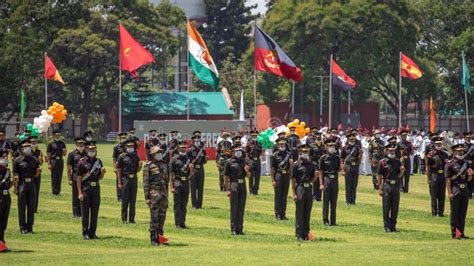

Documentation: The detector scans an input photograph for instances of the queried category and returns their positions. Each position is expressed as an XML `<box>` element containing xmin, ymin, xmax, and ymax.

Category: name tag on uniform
<box><xmin>195</xmin><ymin>164</ymin><xmax>201</xmax><ymax>169</ymax></box>
<box><xmin>2</xmin><ymin>190</ymin><xmax>8</xmax><ymax>195</ymax></box>
<box><xmin>459</xmin><ymin>184</ymin><xmax>467</xmax><ymax>189</ymax></box>
<box><xmin>437</xmin><ymin>170</ymin><xmax>444</xmax><ymax>174</ymax></box>
<box><xmin>90</xmin><ymin>182</ymin><xmax>97</xmax><ymax>187</ymax></box>
<box><xmin>25</xmin><ymin>178</ymin><xmax>32</xmax><ymax>183</ymax></box>
<box><xmin>237</xmin><ymin>179</ymin><xmax>244</xmax><ymax>184</ymax></box>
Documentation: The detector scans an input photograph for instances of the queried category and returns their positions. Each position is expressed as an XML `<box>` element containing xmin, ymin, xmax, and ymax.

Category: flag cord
<box><xmin>398</xmin><ymin>51</ymin><xmax>402</xmax><ymax>128</ymax></box>
<box><xmin>328</xmin><ymin>54</ymin><xmax>333</xmax><ymax>129</ymax></box>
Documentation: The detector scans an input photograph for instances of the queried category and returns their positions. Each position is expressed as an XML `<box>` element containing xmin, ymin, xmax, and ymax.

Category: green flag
<box><xmin>462</xmin><ymin>52</ymin><xmax>471</xmax><ymax>94</ymax></box>
<box><xmin>20</xmin><ymin>89</ymin><xmax>26</xmax><ymax>123</ymax></box>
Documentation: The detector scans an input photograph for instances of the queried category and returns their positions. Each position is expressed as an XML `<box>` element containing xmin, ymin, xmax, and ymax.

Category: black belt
<box><xmin>124</xmin><ymin>173</ymin><xmax>136</xmax><ymax>179</ymax></box>
<box><xmin>23</xmin><ymin>177</ymin><xmax>33</xmax><ymax>183</ymax></box>
<box><xmin>2</xmin><ymin>189</ymin><xmax>9</xmax><ymax>195</ymax></box>
<box><xmin>233</xmin><ymin>179</ymin><xmax>245</xmax><ymax>184</ymax></box>
<box><xmin>384</xmin><ymin>179</ymin><xmax>399</xmax><ymax>185</ymax></box>
<box><xmin>277</xmin><ymin>169</ymin><xmax>288</xmax><ymax>174</ymax></box>
<box><xmin>194</xmin><ymin>164</ymin><xmax>202</xmax><ymax>169</ymax></box>
<box><xmin>84</xmin><ymin>181</ymin><xmax>98</xmax><ymax>187</ymax></box>
<box><xmin>454</xmin><ymin>183</ymin><xmax>468</xmax><ymax>189</ymax></box>
<box><xmin>325</xmin><ymin>174</ymin><xmax>337</xmax><ymax>179</ymax></box>
<box><xmin>298</xmin><ymin>182</ymin><xmax>312</xmax><ymax>188</ymax></box>
<box><xmin>175</xmin><ymin>176</ymin><xmax>188</xmax><ymax>181</ymax></box>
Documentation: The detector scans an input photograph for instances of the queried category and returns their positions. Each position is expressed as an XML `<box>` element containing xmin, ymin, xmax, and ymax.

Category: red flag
<box><xmin>119</xmin><ymin>22</ymin><xmax>155</xmax><ymax>78</ymax></box>
<box><xmin>430</xmin><ymin>97</ymin><xmax>436</xmax><ymax>133</ymax></box>
<box><xmin>331</xmin><ymin>59</ymin><xmax>356</xmax><ymax>90</ymax></box>
<box><xmin>44</xmin><ymin>55</ymin><xmax>64</xmax><ymax>84</ymax></box>
<box><xmin>401</xmin><ymin>52</ymin><xmax>422</xmax><ymax>80</ymax></box>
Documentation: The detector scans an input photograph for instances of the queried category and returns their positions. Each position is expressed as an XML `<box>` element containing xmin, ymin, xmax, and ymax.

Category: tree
<box><xmin>200</xmin><ymin>0</ymin><xmax>257</xmax><ymax>68</ymax></box>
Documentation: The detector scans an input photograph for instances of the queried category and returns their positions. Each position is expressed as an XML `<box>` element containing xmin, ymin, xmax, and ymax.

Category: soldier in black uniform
<box><xmin>246</xmin><ymin>130</ymin><xmax>263</xmax><ymax>195</ymax></box>
<box><xmin>224</xmin><ymin>144</ymin><xmax>249</xmax><ymax>235</ymax></box>
<box><xmin>112</xmin><ymin>132</ymin><xmax>128</xmax><ymax>201</ymax></box>
<box><xmin>10</xmin><ymin>132</ymin><xmax>21</xmax><ymax>164</ymax></box>
<box><xmin>271</xmin><ymin>139</ymin><xmax>292</xmax><ymax>220</ymax></box>
<box><xmin>145</xmin><ymin>130</ymin><xmax>159</xmax><ymax>160</ymax></box>
<box><xmin>426</xmin><ymin>137</ymin><xmax>450</xmax><ymax>217</ymax></box>
<box><xmin>216</xmin><ymin>131</ymin><xmax>232</xmax><ymax>191</ymax></box>
<box><xmin>143</xmin><ymin>146</ymin><xmax>169</xmax><ymax>245</ymax></box>
<box><xmin>369</xmin><ymin>130</ymin><xmax>385</xmax><ymax>190</ymax></box>
<box><xmin>128</xmin><ymin>128</ymin><xmax>140</xmax><ymax>149</ymax></box>
<box><xmin>0</xmin><ymin>130</ymin><xmax>10</xmax><ymax>158</ymax></box>
<box><xmin>397</xmin><ymin>130</ymin><xmax>413</xmax><ymax>193</ymax></box>
<box><xmin>67</xmin><ymin>137</ymin><xmax>87</xmax><ymax>218</ymax></box>
<box><xmin>117</xmin><ymin>140</ymin><xmax>142</xmax><ymax>224</ymax></box>
<box><xmin>377</xmin><ymin>144</ymin><xmax>405</xmax><ymax>232</ymax></box>
<box><xmin>83</xmin><ymin>130</ymin><xmax>93</xmax><ymax>142</ymax></box>
<box><xmin>286</xmin><ymin>126</ymin><xmax>301</xmax><ymax>161</ymax></box>
<box><xmin>13</xmin><ymin>139</ymin><xmax>41</xmax><ymax>233</ymax></box>
<box><xmin>445</xmin><ymin>144</ymin><xmax>472</xmax><ymax>239</ymax></box>
<box><xmin>169</xmin><ymin>141</ymin><xmax>193</xmax><ymax>229</ymax></box>
<box><xmin>291</xmin><ymin>144</ymin><xmax>321</xmax><ymax>240</ymax></box>
<box><xmin>320</xmin><ymin>139</ymin><xmax>341</xmax><ymax>226</ymax></box>
<box><xmin>29</xmin><ymin>136</ymin><xmax>43</xmax><ymax>213</ymax></box>
<box><xmin>463</xmin><ymin>132</ymin><xmax>474</xmax><ymax>199</ymax></box>
<box><xmin>307</xmin><ymin>129</ymin><xmax>325</xmax><ymax>201</ymax></box>
<box><xmin>189</xmin><ymin>135</ymin><xmax>208</xmax><ymax>209</ymax></box>
<box><xmin>341</xmin><ymin>133</ymin><xmax>362</xmax><ymax>205</ymax></box>
<box><xmin>168</xmin><ymin>130</ymin><xmax>180</xmax><ymax>158</ymax></box>
<box><xmin>0</xmin><ymin>156</ymin><xmax>11</xmax><ymax>246</ymax></box>
<box><xmin>77</xmin><ymin>141</ymin><xmax>106</xmax><ymax>240</ymax></box>
<box><xmin>46</xmin><ymin>129</ymin><xmax>67</xmax><ymax>195</ymax></box>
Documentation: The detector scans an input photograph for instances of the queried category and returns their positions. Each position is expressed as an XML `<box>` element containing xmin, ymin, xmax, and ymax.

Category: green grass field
<box><xmin>2</xmin><ymin>143</ymin><xmax>474</xmax><ymax>264</ymax></box>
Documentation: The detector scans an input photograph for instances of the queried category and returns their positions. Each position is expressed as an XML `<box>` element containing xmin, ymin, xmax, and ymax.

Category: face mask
<box><xmin>77</xmin><ymin>146</ymin><xmax>85</xmax><ymax>152</ymax></box>
<box><xmin>120</xmin><ymin>138</ymin><xmax>127</xmax><ymax>143</ymax></box>
<box><xmin>22</xmin><ymin>147</ymin><xmax>32</xmax><ymax>155</ymax></box>
<box><xmin>290</xmin><ymin>130</ymin><xmax>295</xmax><ymax>134</ymax></box>
<box><xmin>381</xmin><ymin>134</ymin><xmax>386</xmax><ymax>138</ymax></box>
<box><xmin>159</xmin><ymin>140</ymin><xmax>166</xmax><ymax>145</ymax></box>
<box><xmin>223</xmin><ymin>137</ymin><xmax>228</xmax><ymax>140</ymax></box>
<box><xmin>316</xmin><ymin>138</ymin><xmax>321</xmax><ymax>143</ymax></box>
<box><xmin>0</xmin><ymin>158</ymin><xmax>7</xmax><ymax>166</ymax></box>
<box><xmin>172</xmin><ymin>135</ymin><xmax>178</xmax><ymax>140</ymax></box>
<box><xmin>278</xmin><ymin>146</ymin><xmax>286</xmax><ymax>151</ymax></box>
<box><xmin>328</xmin><ymin>147</ymin><xmax>336</xmax><ymax>154</ymax></box>
<box><xmin>87</xmin><ymin>151</ymin><xmax>96</xmax><ymax>157</ymax></box>
<box><xmin>129</xmin><ymin>133</ymin><xmax>135</xmax><ymax>137</ymax></box>
<box><xmin>179</xmin><ymin>151</ymin><xmax>186</xmax><ymax>156</ymax></box>
<box><xmin>154</xmin><ymin>153</ymin><xmax>163</xmax><ymax>161</ymax></box>
<box><xmin>235</xmin><ymin>151</ymin><xmax>243</xmax><ymax>158</ymax></box>
<box><xmin>150</xmin><ymin>134</ymin><xmax>157</xmax><ymax>139</ymax></box>
<box><xmin>31</xmin><ymin>144</ymin><xmax>37</xmax><ymax>149</ymax></box>
<box><xmin>421</xmin><ymin>132</ymin><xmax>425</xmax><ymax>136</ymax></box>
<box><xmin>455</xmin><ymin>154</ymin><xmax>464</xmax><ymax>160</ymax></box>
<box><xmin>86</xmin><ymin>137</ymin><xmax>93</xmax><ymax>142</ymax></box>
<box><xmin>375</xmin><ymin>134</ymin><xmax>381</xmax><ymax>138</ymax></box>
<box><xmin>194</xmin><ymin>140</ymin><xmax>201</xmax><ymax>145</ymax></box>
<box><xmin>435</xmin><ymin>145</ymin><xmax>442</xmax><ymax>150</ymax></box>
<box><xmin>300</xmin><ymin>153</ymin><xmax>309</xmax><ymax>160</ymax></box>
<box><xmin>126</xmin><ymin>148</ymin><xmax>134</xmax><ymax>153</ymax></box>
<box><xmin>388</xmin><ymin>153</ymin><xmax>395</xmax><ymax>159</ymax></box>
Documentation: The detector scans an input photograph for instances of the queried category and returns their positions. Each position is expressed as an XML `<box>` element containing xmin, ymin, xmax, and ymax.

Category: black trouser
<box><xmin>382</xmin><ymin>181</ymin><xmax>400</xmax><ymax>230</ymax></box>
<box><xmin>173</xmin><ymin>179</ymin><xmax>189</xmax><ymax>227</ymax></box>
<box><xmin>295</xmin><ymin>184</ymin><xmax>313</xmax><ymax>239</ymax></box>
<box><xmin>121</xmin><ymin>175</ymin><xmax>138</xmax><ymax>223</ymax></box>
<box><xmin>344</xmin><ymin>166</ymin><xmax>359</xmax><ymax>204</ymax></box>
<box><xmin>450</xmin><ymin>185</ymin><xmax>469</xmax><ymax>237</ymax></box>
<box><xmin>72</xmin><ymin>177</ymin><xmax>81</xmax><ymax>217</ymax></box>
<box><xmin>468</xmin><ymin>180</ymin><xmax>473</xmax><ymax>199</ymax></box>
<box><xmin>34</xmin><ymin>174</ymin><xmax>41</xmax><ymax>213</ymax></box>
<box><xmin>248</xmin><ymin>159</ymin><xmax>261</xmax><ymax>195</ymax></box>
<box><xmin>0</xmin><ymin>193</ymin><xmax>11</xmax><ymax>242</ymax></box>
<box><xmin>323</xmin><ymin>176</ymin><xmax>338</xmax><ymax>225</ymax></box>
<box><xmin>401</xmin><ymin>158</ymin><xmax>411</xmax><ymax>192</ymax></box>
<box><xmin>230</xmin><ymin>181</ymin><xmax>247</xmax><ymax>233</ymax></box>
<box><xmin>370</xmin><ymin>159</ymin><xmax>379</xmax><ymax>190</ymax></box>
<box><xmin>18</xmin><ymin>182</ymin><xmax>36</xmax><ymax>232</ymax></box>
<box><xmin>312</xmin><ymin>180</ymin><xmax>321</xmax><ymax>201</ymax></box>
<box><xmin>429</xmin><ymin>173</ymin><xmax>446</xmax><ymax>216</ymax></box>
<box><xmin>191</xmin><ymin>166</ymin><xmax>205</xmax><ymax>208</ymax></box>
<box><xmin>115</xmin><ymin>172</ymin><xmax>122</xmax><ymax>201</ymax></box>
<box><xmin>274</xmin><ymin>171</ymin><xmax>290</xmax><ymax>217</ymax></box>
<box><xmin>413</xmin><ymin>155</ymin><xmax>420</xmax><ymax>174</ymax></box>
<box><xmin>218</xmin><ymin>167</ymin><xmax>225</xmax><ymax>192</ymax></box>
<box><xmin>421</xmin><ymin>156</ymin><xmax>426</xmax><ymax>174</ymax></box>
<box><xmin>51</xmin><ymin>159</ymin><xmax>64</xmax><ymax>195</ymax></box>
<box><xmin>81</xmin><ymin>185</ymin><xmax>100</xmax><ymax>236</ymax></box>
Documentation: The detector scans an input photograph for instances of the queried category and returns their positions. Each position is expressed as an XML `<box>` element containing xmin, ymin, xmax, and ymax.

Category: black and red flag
<box><xmin>254</xmin><ymin>26</ymin><xmax>303</xmax><ymax>81</ymax></box>
<box><xmin>331</xmin><ymin>59</ymin><xmax>356</xmax><ymax>90</ymax></box>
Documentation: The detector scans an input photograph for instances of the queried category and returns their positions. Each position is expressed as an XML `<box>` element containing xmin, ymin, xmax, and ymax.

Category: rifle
<box><xmin>192</xmin><ymin>147</ymin><xmax>205</xmax><ymax>164</ymax></box>
<box><xmin>181</xmin><ymin>158</ymin><xmax>192</xmax><ymax>173</ymax></box>
<box><xmin>344</xmin><ymin>146</ymin><xmax>357</xmax><ymax>166</ymax></box>
<box><xmin>81</xmin><ymin>160</ymin><xmax>102</xmax><ymax>182</ymax></box>
<box><xmin>451</xmin><ymin>162</ymin><xmax>467</xmax><ymax>181</ymax></box>
<box><xmin>279</xmin><ymin>152</ymin><xmax>291</xmax><ymax>168</ymax></box>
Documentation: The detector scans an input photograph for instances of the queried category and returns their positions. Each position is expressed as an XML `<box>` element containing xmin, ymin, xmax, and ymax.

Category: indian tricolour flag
<box><xmin>188</xmin><ymin>21</ymin><xmax>219</xmax><ymax>89</ymax></box>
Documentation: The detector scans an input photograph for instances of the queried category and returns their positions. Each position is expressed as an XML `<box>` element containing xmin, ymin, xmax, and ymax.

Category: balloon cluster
<box><xmin>33</xmin><ymin>110</ymin><xmax>54</xmax><ymax>133</ymax></box>
<box><xmin>47</xmin><ymin>102</ymin><xmax>67</xmax><ymax>124</ymax></box>
<box><xmin>287</xmin><ymin>119</ymin><xmax>310</xmax><ymax>139</ymax></box>
<box><xmin>257</xmin><ymin>128</ymin><xmax>277</xmax><ymax>149</ymax></box>
<box><xmin>18</xmin><ymin>123</ymin><xmax>40</xmax><ymax>141</ymax></box>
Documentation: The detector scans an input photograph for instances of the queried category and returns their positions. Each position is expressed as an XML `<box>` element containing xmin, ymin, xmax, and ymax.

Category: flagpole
<box><xmin>253</xmin><ymin>21</ymin><xmax>257</xmax><ymax>126</ymax></box>
<box><xmin>320</xmin><ymin>76</ymin><xmax>323</xmax><ymax>126</ymax></box>
<box><xmin>291</xmin><ymin>80</ymin><xmax>295</xmax><ymax>116</ymax></box>
<box><xmin>45</xmin><ymin>52</ymin><xmax>48</xmax><ymax>109</ymax></box>
<box><xmin>463</xmin><ymin>51</ymin><xmax>470</xmax><ymax>131</ymax></box>
<box><xmin>328</xmin><ymin>54</ymin><xmax>333</xmax><ymax>129</ymax></box>
<box><xmin>398</xmin><ymin>51</ymin><xmax>402</xmax><ymax>128</ymax></box>
<box><xmin>119</xmin><ymin>43</ymin><xmax>122</xmax><ymax>132</ymax></box>
<box><xmin>348</xmin><ymin>90</ymin><xmax>351</xmax><ymax>126</ymax></box>
<box><xmin>186</xmin><ymin>17</ymin><xmax>190</xmax><ymax>121</ymax></box>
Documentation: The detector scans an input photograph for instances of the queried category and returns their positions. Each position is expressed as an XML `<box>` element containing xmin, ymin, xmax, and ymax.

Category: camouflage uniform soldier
<box><xmin>369</xmin><ymin>130</ymin><xmax>385</xmax><ymax>190</ymax></box>
<box><xmin>143</xmin><ymin>146</ymin><xmax>169</xmax><ymax>245</ymax></box>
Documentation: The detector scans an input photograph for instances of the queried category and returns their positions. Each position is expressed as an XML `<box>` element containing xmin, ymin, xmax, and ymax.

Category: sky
<box><xmin>247</xmin><ymin>0</ymin><xmax>269</xmax><ymax>15</ymax></box>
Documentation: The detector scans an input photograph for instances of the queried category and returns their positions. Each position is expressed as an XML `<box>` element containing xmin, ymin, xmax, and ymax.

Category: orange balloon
<box><xmin>61</xmin><ymin>110</ymin><xmax>67</xmax><ymax>115</ymax></box>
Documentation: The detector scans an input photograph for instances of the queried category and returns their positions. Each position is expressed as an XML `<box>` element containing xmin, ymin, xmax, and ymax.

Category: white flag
<box><xmin>239</xmin><ymin>89</ymin><xmax>245</xmax><ymax>121</ymax></box>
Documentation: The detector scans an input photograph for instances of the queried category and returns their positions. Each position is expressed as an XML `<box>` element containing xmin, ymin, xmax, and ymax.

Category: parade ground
<box><xmin>3</xmin><ymin>143</ymin><xmax>474</xmax><ymax>265</ymax></box>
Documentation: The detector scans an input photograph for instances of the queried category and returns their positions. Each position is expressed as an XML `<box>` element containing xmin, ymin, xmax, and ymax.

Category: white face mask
<box><xmin>86</xmin><ymin>137</ymin><xmax>93</xmax><ymax>142</ymax></box>
<box><xmin>300</xmin><ymin>153</ymin><xmax>309</xmax><ymax>160</ymax></box>
<box><xmin>435</xmin><ymin>145</ymin><xmax>442</xmax><ymax>150</ymax></box>
<box><xmin>381</xmin><ymin>134</ymin><xmax>386</xmax><ymax>138</ymax></box>
<box><xmin>179</xmin><ymin>151</ymin><xmax>186</xmax><ymax>156</ymax></box>
<box><xmin>126</xmin><ymin>148</ymin><xmax>134</xmax><ymax>153</ymax></box>
<box><xmin>194</xmin><ymin>140</ymin><xmax>201</xmax><ymax>145</ymax></box>
<box><xmin>77</xmin><ymin>146</ymin><xmax>85</xmax><ymax>152</ymax></box>
<box><xmin>31</xmin><ymin>144</ymin><xmax>37</xmax><ymax>149</ymax></box>
<box><xmin>375</xmin><ymin>134</ymin><xmax>381</xmax><ymax>138</ymax></box>
<box><xmin>328</xmin><ymin>147</ymin><xmax>336</xmax><ymax>154</ymax></box>
<box><xmin>159</xmin><ymin>140</ymin><xmax>166</xmax><ymax>145</ymax></box>
<box><xmin>234</xmin><ymin>150</ymin><xmax>242</xmax><ymax>158</ymax></box>
<box><xmin>388</xmin><ymin>153</ymin><xmax>396</xmax><ymax>159</ymax></box>
<box><xmin>22</xmin><ymin>147</ymin><xmax>32</xmax><ymax>155</ymax></box>
<box><xmin>0</xmin><ymin>158</ymin><xmax>7</xmax><ymax>166</ymax></box>
<box><xmin>455</xmin><ymin>154</ymin><xmax>464</xmax><ymax>160</ymax></box>
<box><xmin>154</xmin><ymin>153</ymin><xmax>163</xmax><ymax>161</ymax></box>
<box><xmin>278</xmin><ymin>146</ymin><xmax>286</xmax><ymax>152</ymax></box>
<box><xmin>87</xmin><ymin>151</ymin><xmax>96</xmax><ymax>157</ymax></box>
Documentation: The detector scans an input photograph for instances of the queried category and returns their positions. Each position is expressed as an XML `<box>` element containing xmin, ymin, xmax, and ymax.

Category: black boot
<box><xmin>150</xmin><ymin>231</ymin><xmax>158</xmax><ymax>246</ymax></box>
